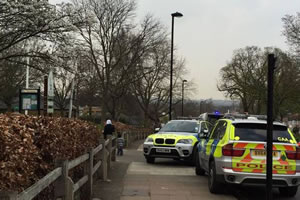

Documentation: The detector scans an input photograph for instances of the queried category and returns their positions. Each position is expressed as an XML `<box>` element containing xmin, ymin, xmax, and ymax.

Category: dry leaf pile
<box><xmin>0</xmin><ymin>113</ymin><xmax>100</xmax><ymax>192</ymax></box>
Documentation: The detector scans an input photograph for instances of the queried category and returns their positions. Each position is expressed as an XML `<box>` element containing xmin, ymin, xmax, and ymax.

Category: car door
<box><xmin>198</xmin><ymin>122</ymin><xmax>209</xmax><ymax>168</ymax></box>
<box><xmin>202</xmin><ymin>120</ymin><xmax>227</xmax><ymax>170</ymax></box>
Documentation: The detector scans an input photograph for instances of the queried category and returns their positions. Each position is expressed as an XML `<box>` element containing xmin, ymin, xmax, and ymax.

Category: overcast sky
<box><xmin>50</xmin><ymin>0</ymin><xmax>300</xmax><ymax>100</ymax></box>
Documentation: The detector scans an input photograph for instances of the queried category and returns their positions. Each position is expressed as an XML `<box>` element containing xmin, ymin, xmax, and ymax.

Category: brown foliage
<box><xmin>0</xmin><ymin>113</ymin><xmax>100</xmax><ymax>192</ymax></box>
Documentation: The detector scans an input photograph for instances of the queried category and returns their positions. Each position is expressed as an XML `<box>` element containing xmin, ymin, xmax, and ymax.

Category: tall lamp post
<box><xmin>169</xmin><ymin>11</ymin><xmax>183</xmax><ymax>121</ymax></box>
<box><xmin>181</xmin><ymin>80</ymin><xmax>187</xmax><ymax>116</ymax></box>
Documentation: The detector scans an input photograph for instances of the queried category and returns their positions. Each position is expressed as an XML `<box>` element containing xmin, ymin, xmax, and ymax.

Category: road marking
<box><xmin>127</xmin><ymin>162</ymin><xmax>195</xmax><ymax>176</ymax></box>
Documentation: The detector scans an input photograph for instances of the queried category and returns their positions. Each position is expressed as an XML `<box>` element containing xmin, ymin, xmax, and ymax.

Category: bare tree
<box><xmin>0</xmin><ymin>1</ymin><xmax>71</xmax><ymax>60</ymax></box>
<box><xmin>71</xmin><ymin>0</ymin><xmax>173</xmax><ymax>120</ymax></box>
<box><xmin>282</xmin><ymin>13</ymin><xmax>300</xmax><ymax>55</ymax></box>
<box><xmin>218</xmin><ymin>46</ymin><xmax>300</xmax><ymax>117</ymax></box>
<box><xmin>0</xmin><ymin>58</ymin><xmax>25</xmax><ymax>111</ymax></box>
<box><xmin>218</xmin><ymin>46</ymin><xmax>266</xmax><ymax>113</ymax></box>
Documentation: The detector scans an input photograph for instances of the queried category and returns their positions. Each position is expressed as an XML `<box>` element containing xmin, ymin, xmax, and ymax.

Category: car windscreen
<box><xmin>233</xmin><ymin>123</ymin><xmax>293</xmax><ymax>143</ymax></box>
<box><xmin>159</xmin><ymin>121</ymin><xmax>199</xmax><ymax>133</ymax></box>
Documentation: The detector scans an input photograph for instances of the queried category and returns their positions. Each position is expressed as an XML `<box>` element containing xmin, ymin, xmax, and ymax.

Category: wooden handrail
<box><xmin>68</xmin><ymin>153</ymin><xmax>89</xmax><ymax>170</ymax></box>
<box><xmin>93</xmin><ymin>144</ymin><xmax>103</xmax><ymax>155</ymax></box>
<box><xmin>18</xmin><ymin>167</ymin><xmax>62</xmax><ymax>200</ymax></box>
<box><xmin>73</xmin><ymin>175</ymin><xmax>88</xmax><ymax>193</ymax></box>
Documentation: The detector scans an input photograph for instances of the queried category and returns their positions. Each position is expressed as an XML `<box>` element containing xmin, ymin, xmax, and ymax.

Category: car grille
<box><xmin>154</xmin><ymin>145</ymin><xmax>175</xmax><ymax>147</ymax></box>
<box><xmin>155</xmin><ymin>138</ymin><xmax>164</xmax><ymax>144</ymax></box>
<box><xmin>165</xmin><ymin>139</ymin><xmax>175</xmax><ymax>144</ymax></box>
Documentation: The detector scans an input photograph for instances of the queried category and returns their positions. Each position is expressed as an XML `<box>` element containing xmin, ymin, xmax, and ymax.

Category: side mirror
<box><xmin>154</xmin><ymin>127</ymin><xmax>160</xmax><ymax>133</ymax></box>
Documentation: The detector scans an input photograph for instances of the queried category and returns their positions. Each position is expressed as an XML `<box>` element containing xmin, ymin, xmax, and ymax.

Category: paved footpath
<box><xmin>93</xmin><ymin>140</ymin><xmax>299</xmax><ymax>200</ymax></box>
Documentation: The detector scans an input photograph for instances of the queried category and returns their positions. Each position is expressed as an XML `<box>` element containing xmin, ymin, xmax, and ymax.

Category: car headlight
<box><xmin>177</xmin><ymin>139</ymin><xmax>193</xmax><ymax>144</ymax></box>
<box><xmin>145</xmin><ymin>137</ymin><xmax>153</xmax><ymax>143</ymax></box>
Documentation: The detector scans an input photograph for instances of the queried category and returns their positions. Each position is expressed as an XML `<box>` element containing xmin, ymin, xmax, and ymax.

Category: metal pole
<box><xmin>44</xmin><ymin>76</ymin><xmax>48</xmax><ymax>116</ymax></box>
<box><xmin>266</xmin><ymin>54</ymin><xmax>276</xmax><ymax>200</ymax></box>
<box><xmin>25</xmin><ymin>57</ymin><xmax>29</xmax><ymax>115</ymax></box>
<box><xmin>68</xmin><ymin>79</ymin><xmax>75</xmax><ymax>118</ymax></box>
<box><xmin>182</xmin><ymin>81</ymin><xmax>184</xmax><ymax>116</ymax></box>
<box><xmin>169</xmin><ymin>16</ymin><xmax>174</xmax><ymax>121</ymax></box>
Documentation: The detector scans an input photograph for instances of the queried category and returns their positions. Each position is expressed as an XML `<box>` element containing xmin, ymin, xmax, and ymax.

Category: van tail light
<box><xmin>286</xmin><ymin>147</ymin><xmax>300</xmax><ymax>160</ymax></box>
<box><xmin>222</xmin><ymin>143</ymin><xmax>245</xmax><ymax>157</ymax></box>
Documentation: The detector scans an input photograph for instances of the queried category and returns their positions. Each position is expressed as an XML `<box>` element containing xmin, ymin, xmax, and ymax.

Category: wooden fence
<box><xmin>0</xmin><ymin>130</ymin><xmax>149</xmax><ymax>200</ymax></box>
<box><xmin>123</xmin><ymin>130</ymin><xmax>149</xmax><ymax>148</ymax></box>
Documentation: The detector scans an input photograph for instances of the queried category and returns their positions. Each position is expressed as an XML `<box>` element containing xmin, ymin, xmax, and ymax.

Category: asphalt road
<box><xmin>93</xmin><ymin>140</ymin><xmax>300</xmax><ymax>200</ymax></box>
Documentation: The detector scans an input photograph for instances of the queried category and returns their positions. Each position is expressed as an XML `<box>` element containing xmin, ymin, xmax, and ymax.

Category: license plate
<box><xmin>156</xmin><ymin>148</ymin><xmax>171</xmax><ymax>153</ymax></box>
<box><xmin>252</xmin><ymin>150</ymin><xmax>278</xmax><ymax>157</ymax></box>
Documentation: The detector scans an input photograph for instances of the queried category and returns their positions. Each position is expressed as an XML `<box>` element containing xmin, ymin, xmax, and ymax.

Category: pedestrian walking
<box><xmin>117</xmin><ymin>132</ymin><xmax>124</xmax><ymax>156</ymax></box>
<box><xmin>103</xmin><ymin>119</ymin><xmax>115</xmax><ymax>139</ymax></box>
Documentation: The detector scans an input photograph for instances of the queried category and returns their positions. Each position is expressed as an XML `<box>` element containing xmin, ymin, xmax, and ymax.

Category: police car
<box><xmin>195</xmin><ymin>114</ymin><xmax>300</xmax><ymax>196</ymax></box>
<box><xmin>143</xmin><ymin>119</ymin><xmax>211</xmax><ymax>164</ymax></box>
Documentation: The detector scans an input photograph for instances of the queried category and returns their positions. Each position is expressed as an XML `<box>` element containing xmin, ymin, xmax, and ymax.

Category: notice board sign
<box><xmin>19</xmin><ymin>89</ymin><xmax>40</xmax><ymax>114</ymax></box>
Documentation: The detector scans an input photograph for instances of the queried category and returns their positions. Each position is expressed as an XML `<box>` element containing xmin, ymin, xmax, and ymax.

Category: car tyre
<box><xmin>279</xmin><ymin>186</ymin><xmax>298</xmax><ymax>197</ymax></box>
<box><xmin>195</xmin><ymin>152</ymin><xmax>205</xmax><ymax>176</ymax></box>
<box><xmin>188</xmin><ymin>146</ymin><xmax>198</xmax><ymax>166</ymax></box>
<box><xmin>208</xmin><ymin>161</ymin><xmax>222</xmax><ymax>194</ymax></box>
<box><xmin>146</xmin><ymin>156</ymin><xmax>155</xmax><ymax>164</ymax></box>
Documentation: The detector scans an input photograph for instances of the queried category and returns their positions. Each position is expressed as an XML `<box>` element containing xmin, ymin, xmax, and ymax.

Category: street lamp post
<box><xmin>181</xmin><ymin>80</ymin><xmax>187</xmax><ymax>116</ymax></box>
<box><xmin>25</xmin><ymin>56</ymin><xmax>30</xmax><ymax>115</ymax></box>
<box><xmin>169</xmin><ymin>11</ymin><xmax>183</xmax><ymax>121</ymax></box>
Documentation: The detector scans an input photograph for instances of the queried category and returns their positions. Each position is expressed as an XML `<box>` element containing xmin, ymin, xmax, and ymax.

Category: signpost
<box><xmin>19</xmin><ymin>89</ymin><xmax>40</xmax><ymax>115</ymax></box>
<box><xmin>47</xmin><ymin>70</ymin><xmax>54</xmax><ymax>115</ymax></box>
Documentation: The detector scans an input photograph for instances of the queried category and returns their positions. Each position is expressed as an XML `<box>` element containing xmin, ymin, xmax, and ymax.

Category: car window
<box><xmin>207</xmin><ymin>122</ymin><xmax>213</xmax><ymax>132</ymax></box>
<box><xmin>200</xmin><ymin>122</ymin><xmax>207</xmax><ymax>133</ymax></box>
<box><xmin>159</xmin><ymin>121</ymin><xmax>200</xmax><ymax>133</ymax></box>
<box><xmin>210</xmin><ymin>121</ymin><xmax>227</xmax><ymax>139</ymax></box>
<box><xmin>233</xmin><ymin>123</ymin><xmax>293</xmax><ymax>143</ymax></box>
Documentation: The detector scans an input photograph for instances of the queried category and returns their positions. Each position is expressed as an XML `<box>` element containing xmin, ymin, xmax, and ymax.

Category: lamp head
<box><xmin>183</xmin><ymin>79</ymin><xmax>187</xmax><ymax>83</ymax></box>
<box><xmin>172</xmin><ymin>12</ymin><xmax>183</xmax><ymax>18</ymax></box>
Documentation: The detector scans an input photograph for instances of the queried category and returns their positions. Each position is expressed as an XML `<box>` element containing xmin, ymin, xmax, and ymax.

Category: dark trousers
<box><xmin>104</xmin><ymin>134</ymin><xmax>112</xmax><ymax>140</ymax></box>
<box><xmin>117</xmin><ymin>147</ymin><xmax>123</xmax><ymax>156</ymax></box>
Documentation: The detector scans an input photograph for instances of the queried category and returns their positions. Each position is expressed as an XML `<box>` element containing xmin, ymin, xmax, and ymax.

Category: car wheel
<box><xmin>279</xmin><ymin>186</ymin><xmax>298</xmax><ymax>197</ymax></box>
<box><xmin>188</xmin><ymin>146</ymin><xmax>198</xmax><ymax>166</ymax></box>
<box><xmin>195</xmin><ymin>152</ymin><xmax>205</xmax><ymax>176</ymax></box>
<box><xmin>146</xmin><ymin>156</ymin><xmax>155</xmax><ymax>164</ymax></box>
<box><xmin>208</xmin><ymin>161</ymin><xmax>222</xmax><ymax>194</ymax></box>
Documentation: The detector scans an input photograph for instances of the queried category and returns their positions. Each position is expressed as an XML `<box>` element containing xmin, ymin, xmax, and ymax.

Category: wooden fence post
<box><xmin>0</xmin><ymin>192</ymin><xmax>18</xmax><ymax>200</ymax></box>
<box><xmin>84</xmin><ymin>148</ymin><xmax>94</xmax><ymax>200</ymax></box>
<box><xmin>99</xmin><ymin>139</ymin><xmax>108</xmax><ymax>181</ymax></box>
<box><xmin>126</xmin><ymin>132</ymin><xmax>129</xmax><ymax>148</ymax></box>
<box><xmin>107</xmin><ymin>135</ymin><xmax>112</xmax><ymax>169</ymax></box>
<box><xmin>54</xmin><ymin>160</ymin><xmax>74</xmax><ymax>200</ymax></box>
